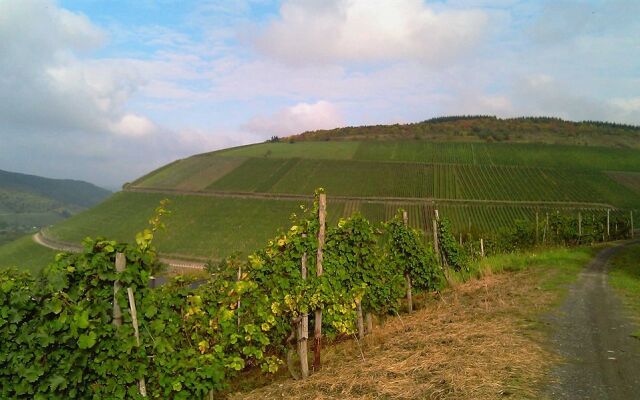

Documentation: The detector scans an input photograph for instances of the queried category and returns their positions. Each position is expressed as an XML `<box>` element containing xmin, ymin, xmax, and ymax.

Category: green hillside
<box><xmin>0</xmin><ymin>169</ymin><xmax>111</xmax><ymax>245</ymax></box>
<box><xmin>34</xmin><ymin>117</ymin><xmax>638</xmax><ymax>264</ymax></box>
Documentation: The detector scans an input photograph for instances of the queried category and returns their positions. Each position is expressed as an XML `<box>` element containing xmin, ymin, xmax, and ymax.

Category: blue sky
<box><xmin>1</xmin><ymin>0</ymin><xmax>639</xmax><ymax>189</ymax></box>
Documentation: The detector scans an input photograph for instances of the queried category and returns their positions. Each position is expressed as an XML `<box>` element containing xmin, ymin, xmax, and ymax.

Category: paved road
<box><xmin>33</xmin><ymin>232</ymin><xmax>206</xmax><ymax>270</ymax></box>
<box><xmin>545</xmin><ymin>242</ymin><xmax>640</xmax><ymax>399</ymax></box>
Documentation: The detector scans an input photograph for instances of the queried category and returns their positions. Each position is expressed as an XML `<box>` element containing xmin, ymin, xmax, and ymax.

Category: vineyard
<box><xmin>96</xmin><ymin>134</ymin><xmax>640</xmax><ymax>269</ymax></box>
<box><xmin>0</xmin><ymin>191</ymin><xmax>634</xmax><ymax>399</ymax></box>
<box><xmin>130</xmin><ymin>157</ymin><xmax>638</xmax><ymax>207</ymax></box>
<box><xmin>217</xmin><ymin>141</ymin><xmax>640</xmax><ymax>172</ymax></box>
<box><xmin>41</xmin><ymin>191</ymin><xmax>633</xmax><ymax>264</ymax></box>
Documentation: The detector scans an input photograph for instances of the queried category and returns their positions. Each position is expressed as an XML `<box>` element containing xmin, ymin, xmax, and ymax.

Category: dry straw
<box><xmin>231</xmin><ymin>270</ymin><xmax>558</xmax><ymax>400</ymax></box>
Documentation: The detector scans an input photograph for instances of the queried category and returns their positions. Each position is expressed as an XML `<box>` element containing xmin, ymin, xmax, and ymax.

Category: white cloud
<box><xmin>242</xmin><ymin>101</ymin><xmax>344</xmax><ymax>136</ymax></box>
<box><xmin>250</xmin><ymin>0</ymin><xmax>489</xmax><ymax>66</ymax></box>
<box><xmin>109</xmin><ymin>114</ymin><xmax>157</xmax><ymax>137</ymax></box>
<box><xmin>0</xmin><ymin>0</ymin><xmax>153</xmax><ymax>137</ymax></box>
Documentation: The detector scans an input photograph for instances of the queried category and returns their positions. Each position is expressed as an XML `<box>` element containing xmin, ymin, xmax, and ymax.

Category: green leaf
<box><xmin>78</xmin><ymin>331</ymin><xmax>97</xmax><ymax>349</ymax></box>
<box><xmin>76</xmin><ymin>310</ymin><xmax>90</xmax><ymax>329</ymax></box>
<box><xmin>144</xmin><ymin>305</ymin><xmax>158</xmax><ymax>318</ymax></box>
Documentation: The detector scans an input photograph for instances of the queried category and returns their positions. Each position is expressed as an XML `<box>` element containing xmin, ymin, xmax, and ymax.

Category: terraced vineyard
<box><xmin>33</xmin><ymin>119</ymin><xmax>640</xmax><ymax>263</ymax></box>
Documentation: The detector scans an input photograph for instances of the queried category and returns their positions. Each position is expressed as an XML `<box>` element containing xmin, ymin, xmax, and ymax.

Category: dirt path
<box><xmin>545</xmin><ymin>242</ymin><xmax>640</xmax><ymax>399</ymax></box>
<box><xmin>124</xmin><ymin>186</ymin><xmax>615</xmax><ymax>209</ymax></box>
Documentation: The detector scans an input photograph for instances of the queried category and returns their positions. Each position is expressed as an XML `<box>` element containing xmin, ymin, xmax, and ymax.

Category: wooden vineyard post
<box><xmin>365</xmin><ymin>312</ymin><xmax>373</xmax><ymax>335</ymax></box>
<box><xmin>432</xmin><ymin>219</ymin><xmax>439</xmax><ymax>259</ymax></box>
<box><xmin>356</xmin><ymin>299</ymin><xmax>365</xmax><ymax>340</ymax></box>
<box><xmin>544</xmin><ymin>213</ymin><xmax>549</xmax><ymax>244</ymax></box>
<box><xmin>403</xmin><ymin>211</ymin><xmax>413</xmax><ymax>313</ymax></box>
<box><xmin>298</xmin><ymin>234</ymin><xmax>309</xmax><ymax>379</ymax></box>
<box><xmin>480</xmin><ymin>238</ymin><xmax>485</xmax><ymax>258</ymax></box>
<box><xmin>115</xmin><ymin>253</ymin><xmax>147</xmax><ymax>397</ymax></box>
<box><xmin>313</xmin><ymin>193</ymin><xmax>326</xmax><ymax>371</ymax></box>
<box><xmin>433</xmin><ymin>208</ymin><xmax>441</xmax><ymax>265</ymax></box>
<box><xmin>607</xmin><ymin>209</ymin><xmax>610</xmax><ymax>238</ymax></box>
<box><xmin>632</xmin><ymin>211</ymin><xmax>635</xmax><ymax>239</ymax></box>
<box><xmin>113</xmin><ymin>258</ymin><xmax>123</xmax><ymax>327</ymax></box>
<box><xmin>536</xmin><ymin>211</ymin><xmax>540</xmax><ymax>244</ymax></box>
<box><xmin>237</xmin><ymin>264</ymin><xmax>242</xmax><ymax>328</ymax></box>
<box><xmin>578</xmin><ymin>212</ymin><xmax>582</xmax><ymax>238</ymax></box>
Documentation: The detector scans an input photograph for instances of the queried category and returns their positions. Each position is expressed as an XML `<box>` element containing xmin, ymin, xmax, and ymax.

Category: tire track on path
<box><xmin>545</xmin><ymin>240</ymin><xmax>640</xmax><ymax>399</ymax></box>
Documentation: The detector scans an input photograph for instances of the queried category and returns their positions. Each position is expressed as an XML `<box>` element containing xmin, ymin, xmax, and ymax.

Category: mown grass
<box><xmin>608</xmin><ymin>243</ymin><xmax>640</xmax><ymax>336</ymax></box>
<box><xmin>0</xmin><ymin>235</ymin><xmax>60</xmax><ymax>273</ymax></box>
<box><xmin>453</xmin><ymin>246</ymin><xmax>596</xmax><ymax>298</ymax></box>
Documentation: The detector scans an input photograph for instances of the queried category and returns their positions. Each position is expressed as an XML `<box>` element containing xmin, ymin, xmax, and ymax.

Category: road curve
<box><xmin>33</xmin><ymin>232</ymin><xmax>206</xmax><ymax>270</ymax></box>
<box><xmin>545</xmin><ymin>241</ymin><xmax>640</xmax><ymax>399</ymax></box>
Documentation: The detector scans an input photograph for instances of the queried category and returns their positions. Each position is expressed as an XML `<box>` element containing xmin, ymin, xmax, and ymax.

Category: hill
<box><xmin>0</xmin><ymin>169</ymin><xmax>111</xmax><ymax>245</ymax></box>
<box><xmin>33</xmin><ymin>116</ymin><xmax>639</xmax><ymax>265</ymax></box>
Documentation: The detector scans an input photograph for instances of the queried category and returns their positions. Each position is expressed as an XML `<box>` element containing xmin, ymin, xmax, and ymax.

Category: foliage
<box><xmin>325</xmin><ymin>214</ymin><xmax>404</xmax><ymax>315</ymax></box>
<box><xmin>0</xmin><ymin>200</ymin><xmax>275</xmax><ymax>398</ymax></box>
<box><xmin>437</xmin><ymin>218</ymin><xmax>470</xmax><ymax>272</ymax></box>
<box><xmin>1</xmin><ymin>193</ymin><xmax>634</xmax><ymax>398</ymax></box>
<box><xmin>383</xmin><ymin>210</ymin><xmax>442</xmax><ymax>292</ymax></box>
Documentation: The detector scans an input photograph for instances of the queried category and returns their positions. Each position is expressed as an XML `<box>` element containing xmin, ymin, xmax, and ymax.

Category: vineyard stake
<box><xmin>432</xmin><ymin>219</ymin><xmax>440</xmax><ymax>262</ymax></box>
<box><xmin>403</xmin><ymin>210</ymin><xmax>413</xmax><ymax>313</ymax></box>
<box><xmin>356</xmin><ymin>299</ymin><xmax>365</xmax><ymax>340</ymax></box>
<box><xmin>545</xmin><ymin>213</ymin><xmax>549</xmax><ymax>243</ymax></box>
<box><xmin>536</xmin><ymin>211</ymin><xmax>540</xmax><ymax>244</ymax></box>
<box><xmin>115</xmin><ymin>253</ymin><xmax>147</xmax><ymax>397</ymax></box>
<box><xmin>113</xmin><ymin>262</ymin><xmax>123</xmax><ymax>328</ymax></box>
<box><xmin>313</xmin><ymin>193</ymin><xmax>326</xmax><ymax>370</ymax></box>
<box><xmin>365</xmin><ymin>312</ymin><xmax>373</xmax><ymax>335</ymax></box>
<box><xmin>578</xmin><ymin>212</ymin><xmax>582</xmax><ymax>238</ymax></box>
<box><xmin>237</xmin><ymin>264</ymin><xmax>242</xmax><ymax>328</ymax></box>
<box><xmin>298</xmin><ymin>234</ymin><xmax>309</xmax><ymax>379</ymax></box>
<box><xmin>480</xmin><ymin>238</ymin><xmax>485</xmax><ymax>258</ymax></box>
<box><xmin>607</xmin><ymin>209</ymin><xmax>610</xmax><ymax>238</ymax></box>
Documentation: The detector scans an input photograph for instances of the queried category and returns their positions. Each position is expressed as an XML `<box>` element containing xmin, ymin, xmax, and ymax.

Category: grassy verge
<box><xmin>0</xmin><ymin>235</ymin><xmax>60</xmax><ymax>274</ymax></box>
<box><xmin>228</xmin><ymin>246</ymin><xmax>595</xmax><ymax>399</ymax></box>
<box><xmin>608</xmin><ymin>243</ymin><xmax>640</xmax><ymax>336</ymax></box>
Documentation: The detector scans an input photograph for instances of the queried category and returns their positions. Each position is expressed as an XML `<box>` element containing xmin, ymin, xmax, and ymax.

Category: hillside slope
<box><xmin>40</xmin><ymin>117</ymin><xmax>640</xmax><ymax>263</ymax></box>
<box><xmin>0</xmin><ymin>169</ymin><xmax>110</xmax><ymax>244</ymax></box>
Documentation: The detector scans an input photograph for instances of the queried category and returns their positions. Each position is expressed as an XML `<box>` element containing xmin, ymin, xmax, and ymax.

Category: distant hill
<box><xmin>0</xmin><ymin>169</ymin><xmax>110</xmax><ymax>244</ymax></box>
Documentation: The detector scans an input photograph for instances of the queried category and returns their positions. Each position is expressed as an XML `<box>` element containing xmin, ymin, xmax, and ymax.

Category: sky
<box><xmin>0</xmin><ymin>0</ymin><xmax>639</xmax><ymax>189</ymax></box>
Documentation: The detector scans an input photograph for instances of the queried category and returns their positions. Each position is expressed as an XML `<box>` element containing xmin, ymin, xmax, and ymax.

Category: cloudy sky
<box><xmin>1</xmin><ymin>0</ymin><xmax>639</xmax><ymax>189</ymax></box>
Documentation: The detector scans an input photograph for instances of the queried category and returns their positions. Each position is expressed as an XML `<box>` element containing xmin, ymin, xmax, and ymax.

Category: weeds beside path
<box><xmin>230</xmin><ymin>248</ymin><xmax>594</xmax><ymax>400</ymax></box>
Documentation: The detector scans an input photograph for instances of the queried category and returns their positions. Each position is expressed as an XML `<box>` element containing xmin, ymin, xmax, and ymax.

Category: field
<box><xmin>0</xmin><ymin>235</ymin><xmax>59</xmax><ymax>273</ymax></box>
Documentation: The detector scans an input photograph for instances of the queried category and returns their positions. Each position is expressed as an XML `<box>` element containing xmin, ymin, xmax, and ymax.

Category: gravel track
<box><xmin>545</xmin><ymin>241</ymin><xmax>640</xmax><ymax>399</ymax></box>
